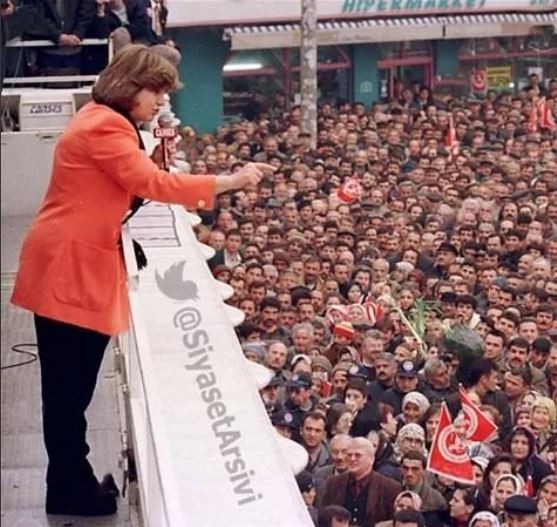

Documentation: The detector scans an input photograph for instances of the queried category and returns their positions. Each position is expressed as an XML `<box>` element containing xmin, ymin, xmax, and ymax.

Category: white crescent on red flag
<box><xmin>529</xmin><ymin>97</ymin><xmax>539</xmax><ymax>133</ymax></box>
<box><xmin>539</xmin><ymin>98</ymin><xmax>556</xmax><ymax>132</ymax></box>
<box><xmin>426</xmin><ymin>402</ymin><xmax>476</xmax><ymax>485</ymax></box>
<box><xmin>458</xmin><ymin>385</ymin><xmax>498</xmax><ymax>442</ymax></box>
<box><xmin>337</xmin><ymin>177</ymin><xmax>362</xmax><ymax>204</ymax></box>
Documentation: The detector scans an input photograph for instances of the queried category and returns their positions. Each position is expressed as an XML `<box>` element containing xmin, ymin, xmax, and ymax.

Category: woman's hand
<box><xmin>229</xmin><ymin>162</ymin><xmax>275</xmax><ymax>190</ymax></box>
<box><xmin>151</xmin><ymin>140</ymin><xmax>177</xmax><ymax>170</ymax></box>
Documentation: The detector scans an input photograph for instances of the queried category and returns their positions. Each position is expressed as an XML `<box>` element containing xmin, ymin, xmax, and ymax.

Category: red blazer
<box><xmin>321</xmin><ymin>470</ymin><xmax>401</xmax><ymax>527</ymax></box>
<box><xmin>11</xmin><ymin>102</ymin><xmax>216</xmax><ymax>336</ymax></box>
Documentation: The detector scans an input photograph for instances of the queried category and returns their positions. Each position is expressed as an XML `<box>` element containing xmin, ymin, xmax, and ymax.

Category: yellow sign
<box><xmin>486</xmin><ymin>66</ymin><xmax>512</xmax><ymax>89</ymax></box>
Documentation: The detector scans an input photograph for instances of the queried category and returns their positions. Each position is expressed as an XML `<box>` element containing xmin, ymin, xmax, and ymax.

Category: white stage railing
<box><xmin>3</xmin><ymin>38</ymin><xmax>111</xmax><ymax>86</ymax></box>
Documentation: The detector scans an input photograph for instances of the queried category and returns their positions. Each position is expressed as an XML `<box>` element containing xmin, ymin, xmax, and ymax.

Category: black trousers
<box><xmin>34</xmin><ymin>314</ymin><xmax>110</xmax><ymax>491</ymax></box>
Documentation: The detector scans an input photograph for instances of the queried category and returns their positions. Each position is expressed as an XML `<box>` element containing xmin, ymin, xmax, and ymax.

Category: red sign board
<box><xmin>470</xmin><ymin>69</ymin><xmax>486</xmax><ymax>92</ymax></box>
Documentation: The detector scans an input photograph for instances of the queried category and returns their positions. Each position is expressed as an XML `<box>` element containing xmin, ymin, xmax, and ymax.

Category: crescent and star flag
<box><xmin>427</xmin><ymin>402</ymin><xmax>476</xmax><ymax>485</ymax></box>
<box><xmin>444</xmin><ymin>114</ymin><xmax>459</xmax><ymax>161</ymax></box>
<box><xmin>539</xmin><ymin>98</ymin><xmax>556</xmax><ymax>132</ymax></box>
<box><xmin>458</xmin><ymin>385</ymin><xmax>498</xmax><ymax>442</ymax></box>
<box><xmin>529</xmin><ymin>97</ymin><xmax>556</xmax><ymax>133</ymax></box>
<box><xmin>528</xmin><ymin>98</ymin><xmax>539</xmax><ymax>133</ymax></box>
<box><xmin>337</xmin><ymin>177</ymin><xmax>362</xmax><ymax>204</ymax></box>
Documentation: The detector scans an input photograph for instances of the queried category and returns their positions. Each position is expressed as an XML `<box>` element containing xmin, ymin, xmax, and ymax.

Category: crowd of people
<box><xmin>173</xmin><ymin>78</ymin><xmax>557</xmax><ymax>527</ymax></box>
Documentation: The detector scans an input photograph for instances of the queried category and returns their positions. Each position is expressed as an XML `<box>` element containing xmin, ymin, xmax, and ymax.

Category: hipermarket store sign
<box><xmin>167</xmin><ymin>0</ymin><xmax>556</xmax><ymax>28</ymax></box>
<box><xmin>342</xmin><ymin>0</ymin><xmax>489</xmax><ymax>14</ymax></box>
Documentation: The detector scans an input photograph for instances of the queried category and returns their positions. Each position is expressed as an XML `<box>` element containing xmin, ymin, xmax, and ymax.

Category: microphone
<box><xmin>153</xmin><ymin>112</ymin><xmax>177</xmax><ymax>170</ymax></box>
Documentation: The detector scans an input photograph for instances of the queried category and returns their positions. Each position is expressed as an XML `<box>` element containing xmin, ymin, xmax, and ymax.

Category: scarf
<box><xmin>101</xmin><ymin>104</ymin><xmax>149</xmax><ymax>270</ymax></box>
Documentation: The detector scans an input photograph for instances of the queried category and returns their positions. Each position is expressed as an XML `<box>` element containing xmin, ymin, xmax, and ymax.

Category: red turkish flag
<box><xmin>539</xmin><ymin>98</ymin><xmax>556</xmax><ymax>132</ymax></box>
<box><xmin>458</xmin><ymin>385</ymin><xmax>498</xmax><ymax>442</ymax></box>
<box><xmin>528</xmin><ymin>97</ymin><xmax>539</xmax><ymax>133</ymax></box>
<box><xmin>444</xmin><ymin>114</ymin><xmax>459</xmax><ymax>161</ymax></box>
<box><xmin>337</xmin><ymin>177</ymin><xmax>362</xmax><ymax>204</ymax></box>
<box><xmin>427</xmin><ymin>403</ymin><xmax>476</xmax><ymax>485</ymax></box>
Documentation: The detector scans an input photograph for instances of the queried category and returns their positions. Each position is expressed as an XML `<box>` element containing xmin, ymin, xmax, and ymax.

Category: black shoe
<box><xmin>100</xmin><ymin>473</ymin><xmax>120</xmax><ymax>498</ymax></box>
<box><xmin>46</xmin><ymin>487</ymin><xmax>117</xmax><ymax>516</ymax></box>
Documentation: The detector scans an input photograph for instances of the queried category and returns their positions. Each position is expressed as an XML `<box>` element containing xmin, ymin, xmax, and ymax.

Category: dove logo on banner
<box><xmin>155</xmin><ymin>260</ymin><xmax>200</xmax><ymax>301</ymax></box>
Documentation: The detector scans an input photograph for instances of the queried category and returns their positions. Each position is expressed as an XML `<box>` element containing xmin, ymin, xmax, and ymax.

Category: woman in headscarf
<box><xmin>468</xmin><ymin>511</ymin><xmax>501</xmax><ymax>527</ymax></box>
<box><xmin>475</xmin><ymin>453</ymin><xmax>517</xmax><ymax>512</ymax></box>
<box><xmin>506</xmin><ymin>426</ymin><xmax>553</xmax><ymax>495</ymax></box>
<box><xmin>545</xmin><ymin>503</ymin><xmax>557</xmax><ymax>527</ymax></box>
<box><xmin>396</xmin><ymin>391</ymin><xmax>431</xmax><ymax>430</ymax></box>
<box><xmin>537</xmin><ymin>475</ymin><xmax>557</xmax><ymax>521</ymax></box>
<box><xmin>394</xmin><ymin>423</ymin><xmax>428</xmax><ymax>461</ymax></box>
<box><xmin>489</xmin><ymin>474</ymin><xmax>524</xmax><ymax>518</ymax></box>
<box><xmin>471</xmin><ymin>457</ymin><xmax>489</xmax><ymax>488</ymax></box>
<box><xmin>530</xmin><ymin>397</ymin><xmax>557</xmax><ymax>454</ymax></box>
<box><xmin>375</xmin><ymin>491</ymin><xmax>423</xmax><ymax>527</ymax></box>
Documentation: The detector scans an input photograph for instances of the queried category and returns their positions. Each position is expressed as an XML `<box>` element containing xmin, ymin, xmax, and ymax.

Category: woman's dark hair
<box><xmin>420</xmin><ymin>402</ymin><xmax>442</xmax><ymax>438</ymax></box>
<box><xmin>481</xmin><ymin>453</ymin><xmax>516</xmax><ymax>494</ymax></box>
<box><xmin>451</xmin><ymin>486</ymin><xmax>476</xmax><ymax>506</ymax></box>
<box><xmin>318</xmin><ymin>505</ymin><xmax>351</xmax><ymax>527</ymax></box>
<box><xmin>504</xmin><ymin>426</ymin><xmax>536</xmax><ymax>460</ymax></box>
<box><xmin>92</xmin><ymin>44</ymin><xmax>181</xmax><ymax>113</ymax></box>
<box><xmin>325</xmin><ymin>403</ymin><xmax>352</xmax><ymax>437</ymax></box>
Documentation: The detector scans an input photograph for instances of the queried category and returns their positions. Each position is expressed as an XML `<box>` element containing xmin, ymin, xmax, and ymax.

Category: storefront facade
<box><xmin>168</xmin><ymin>0</ymin><xmax>557</xmax><ymax>132</ymax></box>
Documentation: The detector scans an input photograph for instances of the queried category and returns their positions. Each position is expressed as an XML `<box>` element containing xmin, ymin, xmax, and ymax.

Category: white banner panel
<box><xmin>127</xmin><ymin>202</ymin><xmax>313</xmax><ymax>527</ymax></box>
<box><xmin>167</xmin><ymin>0</ymin><xmax>557</xmax><ymax>28</ymax></box>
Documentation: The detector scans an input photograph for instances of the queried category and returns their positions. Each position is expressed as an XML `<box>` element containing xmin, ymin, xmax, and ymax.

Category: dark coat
<box><xmin>321</xmin><ymin>470</ymin><xmax>401</xmax><ymax>527</ymax></box>
<box><xmin>88</xmin><ymin>0</ymin><xmax>159</xmax><ymax>44</ymax></box>
<box><xmin>350</xmin><ymin>402</ymin><xmax>381</xmax><ymax>437</ymax></box>
<box><xmin>18</xmin><ymin>0</ymin><xmax>94</xmax><ymax>41</ymax></box>
<box><xmin>518</xmin><ymin>454</ymin><xmax>554</xmax><ymax>492</ymax></box>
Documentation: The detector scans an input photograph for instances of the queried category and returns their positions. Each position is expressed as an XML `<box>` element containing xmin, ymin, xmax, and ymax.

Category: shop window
<box><xmin>288</xmin><ymin>46</ymin><xmax>352</xmax><ymax>105</ymax></box>
<box><xmin>222</xmin><ymin>49</ymin><xmax>283</xmax><ymax>120</ymax></box>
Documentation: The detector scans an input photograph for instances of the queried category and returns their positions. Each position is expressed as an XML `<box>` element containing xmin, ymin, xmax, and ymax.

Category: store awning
<box><xmin>223</xmin><ymin>12</ymin><xmax>556</xmax><ymax>50</ymax></box>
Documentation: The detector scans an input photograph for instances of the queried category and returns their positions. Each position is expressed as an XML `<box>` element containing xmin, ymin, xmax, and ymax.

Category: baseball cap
<box><xmin>437</xmin><ymin>242</ymin><xmax>459</xmax><ymax>255</ymax></box>
<box><xmin>267</xmin><ymin>372</ymin><xmax>285</xmax><ymax>387</ymax></box>
<box><xmin>270</xmin><ymin>409</ymin><xmax>297</xmax><ymax>429</ymax></box>
<box><xmin>348</xmin><ymin>363</ymin><xmax>369</xmax><ymax>381</ymax></box>
<box><xmin>288</xmin><ymin>372</ymin><xmax>313</xmax><ymax>389</ymax></box>
<box><xmin>397</xmin><ymin>360</ymin><xmax>418</xmax><ymax>378</ymax></box>
<box><xmin>267</xmin><ymin>197</ymin><xmax>282</xmax><ymax>208</ymax></box>
<box><xmin>491</xmin><ymin>277</ymin><xmax>509</xmax><ymax>289</ymax></box>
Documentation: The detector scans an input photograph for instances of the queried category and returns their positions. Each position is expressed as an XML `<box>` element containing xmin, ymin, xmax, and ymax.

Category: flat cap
<box><xmin>503</xmin><ymin>495</ymin><xmax>537</xmax><ymax>515</ymax></box>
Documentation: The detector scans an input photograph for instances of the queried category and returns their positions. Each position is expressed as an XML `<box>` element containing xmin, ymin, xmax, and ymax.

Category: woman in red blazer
<box><xmin>11</xmin><ymin>45</ymin><xmax>273</xmax><ymax>517</ymax></box>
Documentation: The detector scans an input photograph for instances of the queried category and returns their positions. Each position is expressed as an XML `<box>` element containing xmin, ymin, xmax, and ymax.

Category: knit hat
<box><xmin>312</xmin><ymin>356</ymin><xmax>333</xmax><ymax>376</ymax></box>
<box><xmin>397</xmin><ymin>423</ymin><xmax>426</xmax><ymax>443</ymax></box>
<box><xmin>333</xmin><ymin>321</ymin><xmax>356</xmax><ymax>340</ymax></box>
<box><xmin>395</xmin><ymin>423</ymin><xmax>426</xmax><ymax>457</ymax></box>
